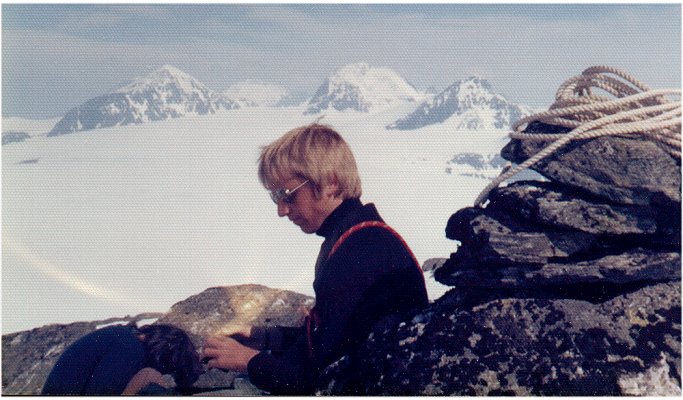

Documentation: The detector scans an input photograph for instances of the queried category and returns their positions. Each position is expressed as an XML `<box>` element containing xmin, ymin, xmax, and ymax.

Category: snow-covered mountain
<box><xmin>304</xmin><ymin>63</ymin><xmax>424</xmax><ymax>115</ymax></box>
<box><xmin>223</xmin><ymin>80</ymin><xmax>299</xmax><ymax>107</ymax></box>
<box><xmin>48</xmin><ymin>65</ymin><xmax>240</xmax><ymax>136</ymax></box>
<box><xmin>387</xmin><ymin>76</ymin><xmax>532</xmax><ymax>131</ymax></box>
<box><xmin>445</xmin><ymin>152</ymin><xmax>507</xmax><ymax>180</ymax></box>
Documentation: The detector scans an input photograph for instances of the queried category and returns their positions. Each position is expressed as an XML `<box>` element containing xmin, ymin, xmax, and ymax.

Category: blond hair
<box><xmin>258</xmin><ymin>124</ymin><xmax>362</xmax><ymax>199</ymax></box>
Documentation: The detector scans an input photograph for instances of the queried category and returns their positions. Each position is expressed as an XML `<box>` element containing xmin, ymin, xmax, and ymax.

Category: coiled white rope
<box><xmin>474</xmin><ymin>66</ymin><xmax>681</xmax><ymax>207</ymax></box>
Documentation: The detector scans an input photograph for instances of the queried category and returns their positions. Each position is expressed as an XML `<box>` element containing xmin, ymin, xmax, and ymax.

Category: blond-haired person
<box><xmin>203</xmin><ymin>124</ymin><xmax>428</xmax><ymax>394</ymax></box>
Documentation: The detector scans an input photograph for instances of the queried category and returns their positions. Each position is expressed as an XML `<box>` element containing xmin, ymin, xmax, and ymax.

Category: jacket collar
<box><xmin>316</xmin><ymin>198</ymin><xmax>364</xmax><ymax>239</ymax></box>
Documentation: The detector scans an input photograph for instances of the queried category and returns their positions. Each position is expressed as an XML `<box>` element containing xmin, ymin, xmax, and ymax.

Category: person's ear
<box><xmin>322</xmin><ymin>175</ymin><xmax>341</xmax><ymax>199</ymax></box>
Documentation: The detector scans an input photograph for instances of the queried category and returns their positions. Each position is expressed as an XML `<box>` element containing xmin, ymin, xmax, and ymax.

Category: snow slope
<box><xmin>305</xmin><ymin>62</ymin><xmax>424</xmax><ymax>114</ymax></box>
<box><xmin>223</xmin><ymin>80</ymin><xmax>295</xmax><ymax>107</ymax></box>
<box><xmin>2</xmin><ymin>64</ymin><xmax>534</xmax><ymax>333</ymax></box>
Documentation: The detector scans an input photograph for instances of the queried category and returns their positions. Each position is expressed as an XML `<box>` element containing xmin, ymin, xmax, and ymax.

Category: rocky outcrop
<box><xmin>2</xmin><ymin>285</ymin><xmax>313</xmax><ymax>395</ymax></box>
<box><xmin>2</xmin><ymin>131</ymin><xmax>30</xmax><ymax>145</ymax></box>
<box><xmin>157</xmin><ymin>284</ymin><xmax>314</xmax><ymax>340</ymax></box>
<box><xmin>318</xmin><ymin>121</ymin><xmax>681</xmax><ymax>395</ymax></box>
<box><xmin>319</xmin><ymin>282</ymin><xmax>680</xmax><ymax>396</ymax></box>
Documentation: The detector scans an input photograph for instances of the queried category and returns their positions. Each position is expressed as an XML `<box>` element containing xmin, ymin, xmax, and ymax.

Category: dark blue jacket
<box><xmin>247</xmin><ymin>199</ymin><xmax>428</xmax><ymax>394</ymax></box>
<box><xmin>42</xmin><ymin>325</ymin><xmax>145</xmax><ymax>395</ymax></box>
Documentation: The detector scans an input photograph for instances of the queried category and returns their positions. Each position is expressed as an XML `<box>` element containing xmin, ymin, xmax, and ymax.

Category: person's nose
<box><xmin>277</xmin><ymin>201</ymin><xmax>289</xmax><ymax>217</ymax></box>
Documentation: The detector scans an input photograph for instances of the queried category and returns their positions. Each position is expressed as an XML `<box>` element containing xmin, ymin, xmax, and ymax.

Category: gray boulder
<box><xmin>445</xmin><ymin>206</ymin><xmax>598</xmax><ymax>266</ymax></box>
<box><xmin>157</xmin><ymin>284</ymin><xmax>313</xmax><ymax>340</ymax></box>
<box><xmin>489</xmin><ymin>181</ymin><xmax>661</xmax><ymax>236</ymax></box>
<box><xmin>500</xmin><ymin>121</ymin><xmax>681</xmax><ymax>207</ymax></box>
<box><xmin>438</xmin><ymin>248</ymin><xmax>680</xmax><ymax>289</ymax></box>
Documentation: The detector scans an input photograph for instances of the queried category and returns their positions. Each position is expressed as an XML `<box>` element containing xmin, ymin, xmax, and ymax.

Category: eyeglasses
<box><xmin>270</xmin><ymin>180</ymin><xmax>310</xmax><ymax>204</ymax></box>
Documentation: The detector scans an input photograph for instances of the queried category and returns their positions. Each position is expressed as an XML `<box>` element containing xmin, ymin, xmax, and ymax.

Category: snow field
<box><xmin>2</xmin><ymin>108</ymin><xmax>506</xmax><ymax>333</ymax></box>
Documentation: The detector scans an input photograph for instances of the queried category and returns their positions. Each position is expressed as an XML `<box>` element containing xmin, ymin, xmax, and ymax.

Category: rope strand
<box><xmin>474</xmin><ymin>66</ymin><xmax>681</xmax><ymax>207</ymax></box>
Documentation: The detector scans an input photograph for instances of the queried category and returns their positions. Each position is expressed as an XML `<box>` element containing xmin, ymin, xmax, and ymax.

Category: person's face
<box><xmin>270</xmin><ymin>176</ymin><xmax>342</xmax><ymax>234</ymax></box>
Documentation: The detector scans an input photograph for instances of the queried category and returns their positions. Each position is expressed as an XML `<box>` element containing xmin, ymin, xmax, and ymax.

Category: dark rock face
<box><xmin>318</xmin><ymin>122</ymin><xmax>681</xmax><ymax>395</ymax></box>
<box><xmin>501</xmin><ymin>122</ymin><xmax>681</xmax><ymax>207</ymax></box>
<box><xmin>319</xmin><ymin>282</ymin><xmax>680</xmax><ymax>396</ymax></box>
<box><xmin>1</xmin><ymin>285</ymin><xmax>313</xmax><ymax>395</ymax></box>
<box><xmin>2</xmin><ymin>131</ymin><xmax>30</xmax><ymax>145</ymax></box>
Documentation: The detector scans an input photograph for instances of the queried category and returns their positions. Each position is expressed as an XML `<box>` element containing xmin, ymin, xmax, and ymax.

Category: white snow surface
<box><xmin>306</xmin><ymin>62</ymin><xmax>425</xmax><ymax>114</ymax></box>
<box><xmin>329</xmin><ymin>63</ymin><xmax>422</xmax><ymax>103</ymax></box>
<box><xmin>2</xmin><ymin>105</ymin><xmax>510</xmax><ymax>334</ymax></box>
<box><xmin>223</xmin><ymin>80</ymin><xmax>290</xmax><ymax>107</ymax></box>
<box><xmin>2</xmin><ymin>117</ymin><xmax>62</xmax><ymax>137</ymax></box>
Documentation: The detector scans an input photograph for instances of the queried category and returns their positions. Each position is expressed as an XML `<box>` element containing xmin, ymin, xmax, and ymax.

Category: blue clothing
<box><xmin>42</xmin><ymin>325</ymin><xmax>146</xmax><ymax>395</ymax></box>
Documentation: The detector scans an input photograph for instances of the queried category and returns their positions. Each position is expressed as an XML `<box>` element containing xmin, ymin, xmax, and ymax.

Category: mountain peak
<box><xmin>333</xmin><ymin>62</ymin><xmax>371</xmax><ymax>76</ymax></box>
<box><xmin>304</xmin><ymin>62</ymin><xmax>423</xmax><ymax>114</ymax></box>
<box><xmin>460</xmin><ymin>75</ymin><xmax>493</xmax><ymax>91</ymax></box>
<box><xmin>48</xmin><ymin>66</ymin><xmax>239</xmax><ymax>136</ymax></box>
<box><xmin>117</xmin><ymin>65</ymin><xmax>205</xmax><ymax>94</ymax></box>
<box><xmin>387</xmin><ymin>76</ymin><xmax>531</xmax><ymax>131</ymax></box>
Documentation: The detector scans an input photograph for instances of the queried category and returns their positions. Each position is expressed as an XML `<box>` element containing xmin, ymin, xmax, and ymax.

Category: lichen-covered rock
<box><xmin>500</xmin><ymin>122</ymin><xmax>681</xmax><ymax>207</ymax></box>
<box><xmin>156</xmin><ymin>284</ymin><xmax>313</xmax><ymax>340</ymax></box>
<box><xmin>445</xmin><ymin>207</ymin><xmax>598</xmax><ymax>266</ymax></box>
<box><xmin>437</xmin><ymin>249</ymin><xmax>680</xmax><ymax>290</ymax></box>
<box><xmin>318</xmin><ymin>282</ymin><xmax>681</xmax><ymax>396</ymax></box>
<box><xmin>488</xmin><ymin>181</ymin><xmax>661</xmax><ymax>236</ymax></box>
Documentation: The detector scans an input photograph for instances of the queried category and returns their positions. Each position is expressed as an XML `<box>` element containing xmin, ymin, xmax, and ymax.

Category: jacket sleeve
<box><xmin>248</xmin><ymin>325</ymin><xmax>304</xmax><ymax>353</ymax></box>
<box><xmin>247</xmin><ymin>333</ymin><xmax>316</xmax><ymax>395</ymax></box>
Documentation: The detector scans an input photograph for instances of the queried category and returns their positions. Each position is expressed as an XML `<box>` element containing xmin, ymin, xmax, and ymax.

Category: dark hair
<box><xmin>131</xmin><ymin>323</ymin><xmax>202</xmax><ymax>388</ymax></box>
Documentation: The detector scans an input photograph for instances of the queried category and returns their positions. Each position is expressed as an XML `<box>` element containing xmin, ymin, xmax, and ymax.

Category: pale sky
<box><xmin>2</xmin><ymin>3</ymin><xmax>681</xmax><ymax>119</ymax></box>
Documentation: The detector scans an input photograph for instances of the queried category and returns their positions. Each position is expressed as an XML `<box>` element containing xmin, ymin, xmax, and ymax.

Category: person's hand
<box><xmin>202</xmin><ymin>336</ymin><xmax>260</xmax><ymax>373</ymax></box>
<box><xmin>218</xmin><ymin>324</ymin><xmax>252</xmax><ymax>340</ymax></box>
<box><xmin>122</xmin><ymin>367</ymin><xmax>167</xmax><ymax>395</ymax></box>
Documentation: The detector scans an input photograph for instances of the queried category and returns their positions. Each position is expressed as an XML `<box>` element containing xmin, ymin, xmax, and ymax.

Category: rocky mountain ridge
<box><xmin>47</xmin><ymin>65</ymin><xmax>240</xmax><ymax>136</ymax></box>
<box><xmin>388</xmin><ymin>76</ymin><xmax>533</xmax><ymax>131</ymax></box>
<box><xmin>39</xmin><ymin>63</ymin><xmax>532</xmax><ymax>136</ymax></box>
